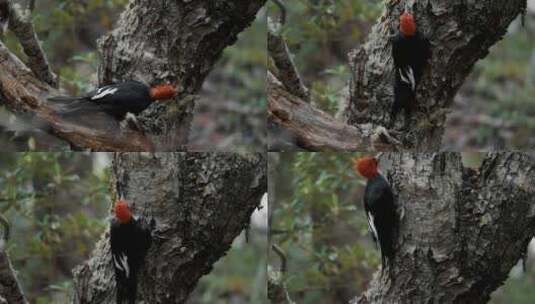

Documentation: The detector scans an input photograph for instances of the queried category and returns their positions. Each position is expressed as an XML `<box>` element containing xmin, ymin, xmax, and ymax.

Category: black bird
<box><xmin>354</xmin><ymin>156</ymin><xmax>396</xmax><ymax>274</ymax></box>
<box><xmin>48</xmin><ymin>80</ymin><xmax>177</xmax><ymax>120</ymax></box>
<box><xmin>391</xmin><ymin>11</ymin><xmax>431</xmax><ymax>127</ymax></box>
<box><xmin>110</xmin><ymin>200</ymin><xmax>152</xmax><ymax>304</ymax></box>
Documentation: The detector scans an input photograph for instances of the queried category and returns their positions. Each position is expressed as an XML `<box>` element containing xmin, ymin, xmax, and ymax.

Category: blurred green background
<box><xmin>268</xmin><ymin>0</ymin><xmax>535</xmax><ymax>150</ymax></box>
<box><xmin>269</xmin><ymin>152</ymin><xmax>535</xmax><ymax>303</ymax></box>
<box><xmin>0</xmin><ymin>153</ymin><xmax>267</xmax><ymax>303</ymax></box>
<box><xmin>0</xmin><ymin>0</ymin><xmax>266</xmax><ymax>151</ymax></box>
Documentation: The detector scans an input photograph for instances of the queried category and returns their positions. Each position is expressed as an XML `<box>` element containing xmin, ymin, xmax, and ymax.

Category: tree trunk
<box><xmin>72</xmin><ymin>152</ymin><xmax>266</xmax><ymax>304</ymax></box>
<box><xmin>98</xmin><ymin>0</ymin><xmax>266</xmax><ymax>150</ymax></box>
<box><xmin>353</xmin><ymin>152</ymin><xmax>535</xmax><ymax>303</ymax></box>
<box><xmin>340</xmin><ymin>1</ymin><xmax>527</xmax><ymax>150</ymax></box>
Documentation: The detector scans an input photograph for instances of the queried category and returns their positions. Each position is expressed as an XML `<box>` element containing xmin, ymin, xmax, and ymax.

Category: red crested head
<box><xmin>400</xmin><ymin>11</ymin><xmax>416</xmax><ymax>37</ymax></box>
<box><xmin>353</xmin><ymin>156</ymin><xmax>379</xmax><ymax>180</ymax></box>
<box><xmin>114</xmin><ymin>199</ymin><xmax>132</xmax><ymax>224</ymax></box>
<box><xmin>150</xmin><ymin>84</ymin><xmax>178</xmax><ymax>101</ymax></box>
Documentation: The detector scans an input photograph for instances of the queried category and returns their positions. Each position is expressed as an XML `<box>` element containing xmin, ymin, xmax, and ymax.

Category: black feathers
<box><xmin>110</xmin><ymin>218</ymin><xmax>152</xmax><ymax>304</ymax></box>
<box><xmin>48</xmin><ymin>81</ymin><xmax>152</xmax><ymax>120</ymax></box>
<box><xmin>391</xmin><ymin>32</ymin><xmax>431</xmax><ymax>127</ymax></box>
<box><xmin>363</xmin><ymin>174</ymin><xmax>396</xmax><ymax>273</ymax></box>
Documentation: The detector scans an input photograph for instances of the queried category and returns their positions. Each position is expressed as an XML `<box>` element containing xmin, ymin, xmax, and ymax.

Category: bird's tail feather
<box><xmin>47</xmin><ymin>96</ymin><xmax>84</xmax><ymax>103</ymax></box>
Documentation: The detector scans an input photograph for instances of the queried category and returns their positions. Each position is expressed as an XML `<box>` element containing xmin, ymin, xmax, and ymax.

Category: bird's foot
<box><xmin>122</xmin><ymin>113</ymin><xmax>146</xmax><ymax>135</ymax></box>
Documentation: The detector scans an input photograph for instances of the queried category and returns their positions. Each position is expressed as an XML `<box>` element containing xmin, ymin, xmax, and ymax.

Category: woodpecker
<box><xmin>391</xmin><ymin>11</ymin><xmax>431</xmax><ymax>127</ymax></box>
<box><xmin>110</xmin><ymin>200</ymin><xmax>152</xmax><ymax>304</ymax></box>
<box><xmin>48</xmin><ymin>80</ymin><xmax>177</xmax><ymax>120</ymax></box>
<box><xmin>353</xmin><ymin>156</ymin><xmax>396</xmax><ymax>273</ymax></box>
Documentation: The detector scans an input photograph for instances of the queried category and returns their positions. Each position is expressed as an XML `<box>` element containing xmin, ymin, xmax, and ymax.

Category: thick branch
<box><xmin>268</xmin><ymin>72</ymin><xmax>399</xmax><ymax>151</ymax></box>
<box><xmin>341</xmin><ymin>0</ymin><xmax>526</xmax><ymax>150</ymax></box>
<box><xmin>72</xmin><ymin>153</ymin><xmax>267</xmax><ymax>304</ymax></box>
<box><xmin>355</xmin><ymin>152</ymin><xmax>535</xmax><ymax>303</ymax></box>
<box><xmin>0</xmin><ymin>41</ymin><xmax>155</xmax><ymax>151</ymax></box>
<box><xmin>4</xmin><ymin>0</ymin><xmax>57</xmax><ymax>87</ymax></box>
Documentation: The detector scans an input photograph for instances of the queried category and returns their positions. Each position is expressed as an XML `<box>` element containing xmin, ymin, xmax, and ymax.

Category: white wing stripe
<box><xmin>367</xmin><ymin>211</ymin><xmax>378</xmax><ymax>242</ymax></box>
<box><xmin>406</xmin><ymin>67</ymin><xmax>416</xmax><ymax>90</ymax></box>
<box><xmin>120</xmin><ymin>254</ymin><xmax>130</xmax><ymax>278</ymax></box>
<box><xmin>399</xmin><ymin>67</ymin><xmax>416</xmax><ymax>91</ymax></box>
<box><xmin>399</xmin><ymin>69</ymin><xmax>410</xmax><ymax>85</ymax></box>
<box><xmin>113</xmin><ymin>253</ymin><xmax>130</xmax><ymax>278</ymax></box>
<box><xmin>91</xmin><ymin>88</ymin><xmax>118</xmax><ymax>100</ymax></box>
<box><xmin>113</xmin><ymin>255</ymin><xmax>123</xmax><ymax>272</ymax></box>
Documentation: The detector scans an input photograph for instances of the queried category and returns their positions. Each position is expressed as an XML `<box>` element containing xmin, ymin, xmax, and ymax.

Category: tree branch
<box><xmin>268</xmin><ymin>244</ymin><xmax>295</xmax><ymax>304</ymax></box>
<box><xmin>0</xmin><ymin>41</ymin><xmax>156</xmax><ymax>151</ymax></box>
<box><xmin>268</xmin><ymin>72</ymin><xmax>400</xmax><ymax>151</ymax></box>
<box><xmin>72</xmin><ymin>153</ymin><xmax>267</xmax><ymax>304</ymax></box>
<box><xmin>4</xmin><ymin>0</ymin><xmax>57</xmax><ymax>87</ymax></box>
<box><xmin>268</xmin><ymin>12</ymin><xmax>309</xmax><ymax>102</ymax></box>
<box><xmin>353</xmin><ymin>152</ymin><xmax>535</xmax><ymax>303</ymax></box>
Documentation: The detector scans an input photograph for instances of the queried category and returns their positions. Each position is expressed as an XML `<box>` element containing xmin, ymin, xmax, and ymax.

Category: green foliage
<box><xmin>0</xmin><ymin>153</ymin><xmax>110</xmax><ymax>303</ymax></box>
<box><xmin>269</xmin><ymin>1</ymin><xmax>381</xmax><ymax>113</ymax></box>
<box><xmin>215</xmin><ymin>9</ymin><xmax>266</xmax><ymax>109</ymax></box>
<box><xmin>490</xmin><ymin>263</ymin><xmax>535</xmax><ymax>304</ymax></box>
<box><xmin>198</xmin><ymin>8</ymin><xmax>267</xmax><ymax>151</ymax></box>
<box><xmin>466</xmin><ymin>23</ymin><xmax>535</xmax><ymax>149</ymax></box>
<box><xmin>271</xmin><ymin>152</ymin><xmax>377</xmax><ymax>303</ymax></box>
<box><xmin>194</xmin><ymin>233</ymin><xmax>268</xmax><ymax>303</ymax></box>
<box><xmin>29</xmin><ymin>0</ymin><xmax>127</xmax><ymax>94</ymax></box>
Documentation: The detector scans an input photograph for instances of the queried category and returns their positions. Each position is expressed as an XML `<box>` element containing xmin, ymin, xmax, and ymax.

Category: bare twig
<box><xmin>268</xmin><ymin>14</ymin><xmax>310</xmax><ymax>102</ymax></box>
<box><xmin>268</xmin><ymin>244</ymin><xmax>295</xmax><ymax>304</ymax></box>
<box><xmin>5</xmin><ymin>0</ymin><xmax>57</xmax><ymax>88</ymax></box>
<box><xmin>271</xmin><ymin>244</ymin><xmax>287</xmax><ymax>273</ymax></box>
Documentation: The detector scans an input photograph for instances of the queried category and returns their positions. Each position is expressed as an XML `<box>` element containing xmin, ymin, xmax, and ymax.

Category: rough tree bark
<box><xmin>269</xmin><ymin>0</ymin><xmax>527</xmax><ymax>151</ymax></box>
<box><xmin>352</xmin><ymin>152</ymin><xmax>535</xmax><ymax>304</ymax></box>
<box><xmin>0</xmin><ymin>0</ymin><xmax>265</xmax><ymax>151</ymax></box>
<box><xmin>71</xmin><ymin>153</ymin><xmax>266</xmax><ymax>304</ymax></box>
<box><xmin>98</xmin><ymin>0</ymin><xmax>266</xmax><ymax>150</ymax></box>
<box><xmin>0</xmin><ymin>216</ymin><xmax>28</xmax><ymax>304</ymax></box>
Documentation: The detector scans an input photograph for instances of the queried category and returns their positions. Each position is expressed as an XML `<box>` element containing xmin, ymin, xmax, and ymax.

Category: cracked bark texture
<box><xmin>340</xmin><ymin>0</ymin><xmax>526</xmax><ymax>150</ymax></box>
<box><xmin>72</xmin><ymin>153</ymin><xmax>267</xmax><ymax>304</ymax></box>
<box><xmin>98</xmin><ymin>0</ymin><xmax>266</xmax><ymax>150</ymax></box>
<box><xmin>353</xmin><ymin>152</ymin><xmax>535</xmax><ymax>304</ymax></box>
